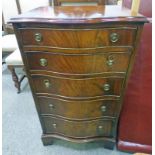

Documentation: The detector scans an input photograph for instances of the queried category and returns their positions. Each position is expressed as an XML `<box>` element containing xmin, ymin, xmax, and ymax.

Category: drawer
<box><xmin>42</xmin><ymin>116</ymin><xmax>114</xmax><ymax>138</ymax></box>
<box><xmin>38</xmin><ymin>96</ymin><xmax>120</xmax><ymax>119</ymax></box>
<box><xmin>20</xmin><ymin>27</ymin><xmax>136</xmax><ymax>48</ymax></box>
<box><xmin>31</xmin><ymin>75</ymin><xmax>124</xmax><ymax>98</ymax></box>
<box><xmin>26</xmin><ymin>51</ymin><xmax>131</xmax><ymax>75</ymax></box>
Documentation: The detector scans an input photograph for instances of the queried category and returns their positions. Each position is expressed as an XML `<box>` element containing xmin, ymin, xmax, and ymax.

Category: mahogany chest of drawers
<box><xmin>10</xmin><ymin>5</ymin><xmax>147</xmax><ymax>149</ymax></box>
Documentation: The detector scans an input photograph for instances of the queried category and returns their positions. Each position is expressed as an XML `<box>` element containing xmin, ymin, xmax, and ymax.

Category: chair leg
<box><xmin>8</xmin><ymin>66</ymin><xmax>21</xmax><ymax>93</ymax></box>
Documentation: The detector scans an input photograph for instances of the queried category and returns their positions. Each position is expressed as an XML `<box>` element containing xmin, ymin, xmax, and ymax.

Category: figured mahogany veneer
<box><xmin>9</xmin><ymin>5</ymin><xmax>147</xmax><ymax>149</ymax></box>
<box><xmin>42</xmin><ymin>116</ymin><xmax>114</xmax><ymax>138</ymax></box>
<box><xmin>20</xmin><ymin>27</ymin><xmax>136</xmax><ymax>48</ymax></box>
<box><xmin>38</xmin><ymin>96</ymin><xmax>120</xmax><ymax>119</ymax></box>
<box><xmin>26</xmin><ymin>51</ymin><xmax>131</xmax><ymax>74</ymax></box>
<box><xmin>31</xmin><ymin>75</ymin><xmax>124</xmax><ymax>98</ymax></box>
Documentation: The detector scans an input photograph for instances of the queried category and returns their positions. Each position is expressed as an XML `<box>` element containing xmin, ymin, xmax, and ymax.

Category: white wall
<box><xmin>2</xmin><ymin>0</ymin><xmax>50</xmax><ymax>23</ymax></box>
<box><xmin>2</xmin><ymin>0</ymin><xmax>119</xmax><ymax>23</ymax></box>
<box><xmin>19</xmin><ymin>0</ymin><xmax>49</xmax><ymax>13</ymax></box>
<box><xmin>2</xmin><ymin>0</ymin><xmax>18</xmax><ymax>23</ymax></box>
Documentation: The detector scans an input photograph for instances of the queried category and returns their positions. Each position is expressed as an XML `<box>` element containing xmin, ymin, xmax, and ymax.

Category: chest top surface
<box><xmin>9</xmin><ymin>5</ymin><xmax>148</xmax><ymax>24</ymax></box>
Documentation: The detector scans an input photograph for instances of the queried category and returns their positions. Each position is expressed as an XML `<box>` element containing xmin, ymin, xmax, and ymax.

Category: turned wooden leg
<box><xmin>8</xmin><ymin>66</ymin><xmax>21</xmax><ymax>93</ymax></box>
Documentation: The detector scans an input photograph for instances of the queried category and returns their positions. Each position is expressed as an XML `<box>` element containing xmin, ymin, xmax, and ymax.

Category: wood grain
<box><xmin>9</xmin><ymin>6</ymin><xmax>148</xmax><ymax>24</ymax></box>
<box><xmin>42</xmin><ymin>116</ymin><xmax>114</xmax><ymax>138</ymax></box>
<box><xmin>9</xmin><ymin>5</ymin><xmax>147</xmax><ymax>149</ymax></box>
<box><xmin>31</xmin><ymin>74</ymin><xmax>124</xmax><ymax>98</ymax></box>
<box><xmin>37</xmin><ymin>96</ymin><xmax>120</xmax><ymax>119</ymax></box>
<box><xmin>20</xmin><ymin>27</ymin><xmax>136</xmax><ymax>48</ymax></box>
<box><xmin>26</xmin><ymin>51</ymin><xmax>131</xmax><ymax>75</ymax></box>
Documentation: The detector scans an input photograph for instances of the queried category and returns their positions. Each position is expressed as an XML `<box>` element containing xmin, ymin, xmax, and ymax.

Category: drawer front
<box><xmin>38</xmin><ymin>96</ymin><xmax>120</xmax><ymax>119</ymax></box>
<box><xmin>21</xmin><ymin>28</ymin><xmax>136</xmax><ymax>48</ymax></box>
<box><xmin>26</xmin><ymin>51</ymin><xmax>131</xmax><ymax>74</ymax></box>
<box><xmin>31</xmin><ymin>75</ymin><xmax>124</xmax><ymax>98</ymax></box>
<box><xmin>42</xmin><ymin>116</ymin><xmax>114</xmax><ymax>138</ymax></box>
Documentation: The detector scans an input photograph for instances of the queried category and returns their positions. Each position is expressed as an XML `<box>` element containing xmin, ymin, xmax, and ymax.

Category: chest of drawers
<box><xmin>10</xmin><ymin>5</ymin><xmax>147</xmax><ymax>149</ymax></box>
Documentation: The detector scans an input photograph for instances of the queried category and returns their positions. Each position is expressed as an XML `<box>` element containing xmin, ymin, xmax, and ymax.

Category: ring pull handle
<box><xmin>97</xmin><ymin>125</ymin><xmax>104</xmax><ymax>134</ymax></box>
<box><xmin>34</xmin><ymin>33</ymin><xmax>42</xmax><ymax>42</ymax></box>
<box><xmin>103</xmin><ymin>84</ymin><xmax>110</xmax><ymax>91</ymax></box>
<box><xmin>107</xmin><ymin>55</ymin><xmax>114</xmax><ymax>66</ymax></box>
<box><xmin>52</xmin><ymin>123</ymin><xmax>57</xmax><ymax>129</ymax></box>
<box><xmin>98</xmin><ymin>125</ymin><xmax>103</xmax><ymax>130</ymax></box>
<box><xmin>40</xmin><ymin>58</ymin><xmax>47</xmax><ymax>67</ymax></box>
<box><xmin>49</xmin><ymin>104</ymin><xmax>54</xmax><ymax>110</ymax></box>
<box><xmin>110</xmin><ymin>33</ymin><xmax>119</xmax><ymax>43</ymax></box>
<box><xmin>101</xmin><ymin>105</ymin><xmax>106</xmax><ymax>112</ymax></box>
<box><xmin>44</xmin><ymin>79</ymin><xmax>51</xmax><ymax>89</ymax></box>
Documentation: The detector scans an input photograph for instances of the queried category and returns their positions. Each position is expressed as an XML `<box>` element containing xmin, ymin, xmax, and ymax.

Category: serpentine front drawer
<box><xmin>20</xmin><ymin>27</ymin><xmax>136</xmax><ymax>48</ymax></box>
<box><xmin>31</xmin><ymin>75</ymin><xmax>124</xmax><ymax>98</ymax></box>
<box><xmin>42</xmin><ymin>116</ymin><xmax>114</xmax><ymax>138</ymax></box>
<box><xmin>26</xmin><ymin>51</ymin><xmax>131</xmax><ymax>75</ymax></box>
<box><xmin>37</xmin><ymin>96</ymin><xmax>120</xmax><ymax>119</ymax></box>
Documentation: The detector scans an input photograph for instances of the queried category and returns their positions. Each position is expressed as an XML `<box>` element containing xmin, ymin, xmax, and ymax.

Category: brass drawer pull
<box><xmin>110</xmin><ymin>33</ymin><xmax>119</xmax><ymax>43</ymax></box>
<box><xmin>103</xmin><ymin>84</ymin><xmax>110</xmax><ymax>91</ymax></box>
<box><xmin>107</xmin><ymin>55</ymin><xmax>114</xmax><ymax>66</ymax></box>
<box><xmin>34</xmin><ymin>33</ymin><xmax>42</xmax><ymax>42</ymax></box>
<box><xmin>52</xmin><ymin>123</ymin><xmax>57</xmax><ymax>129</ymax></box>
<box><xmin>49</xmin><ymin>104</ymin><xmax>54</xmax><ymax>109</ymax></box>
<box><xmin>44</xmin><ymin>79</ymin><xmax>51</xmax><ymax>88</ymax></box>
<box><xmin>98</xmin><ymin>125</ymin><xmax>104</xmax><ymax>133</ymax></box>
<box><xmin>40</xmin><ymin>58</ymin><xmax>47</xmax><ymax>66</ymax></box>
<box><xmin>101</xmin><ymin>105</ymin><xmax>106</xmax><ymax>112</ymax></box>
<box><xmin>98</xmin><ymin>125</ymin><xmax>103</xmax><ymax>130</ymax></box>
<box><xmin>98</xmin><ymin>125</ymin><xmax>104</xmax><ymax>134</ymax></box>
<box><xmin>107</xmin><ymin>60</ymin><xmax>114</xmax><ymax>66</ymax></box>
